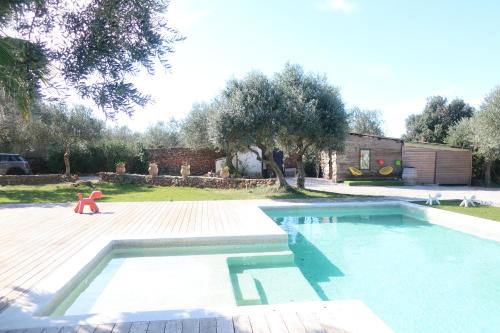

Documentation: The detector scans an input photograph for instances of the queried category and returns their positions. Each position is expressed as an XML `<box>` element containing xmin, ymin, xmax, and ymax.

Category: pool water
<box><xmin>259</xmin><ymin>205</ymin><xmax>500</xmax><ymax>333</ymax></box>
<box><xmin>48</xmin><ymin>243</ymin><xmax>289</xmax><ymax>316</ymax></box>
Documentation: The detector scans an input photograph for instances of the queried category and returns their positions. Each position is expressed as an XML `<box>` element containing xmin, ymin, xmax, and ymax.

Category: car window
<box><xmin>8</xmin><ymin>155</ymin><xmax>21</xmax><ymax>162</ymax></box>
<box><xmin>0</xmin><ymin>155</ymin><xmax>7</xmax><ymax>162</ymax></box>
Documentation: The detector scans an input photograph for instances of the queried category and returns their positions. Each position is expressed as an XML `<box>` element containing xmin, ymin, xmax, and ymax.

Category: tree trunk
<box><xmin>263</xmin><ymin>150</ymin><xmax>289</xmax><ymax>189</ymax></box>
<box><xmin>328</xmin><ymin>149</ymin><xmax>333</xmax><ymax>180</ymax></box>
<box><xmin>296</xmin><ymin>154</ymin><xmax>306</xmax><ymax>189</ymax></box>
<box><xmin>484</xmin><ymin>159</ymin><xmax>492</xmax><ymax>187</ymax></box>
<box><xmin>315</xmin><ymin>151</ymin><xmax>321</xmax><ymax>178</ymax></box>
<box><xmin>63</xmin><ymin>150</ymin><xmax>71</xmax><ymax>177</ymax></box>
<box><xmin>225</xmin><ymin>152</ymin><xmax>236</xmax><ymax>174</ymax></box>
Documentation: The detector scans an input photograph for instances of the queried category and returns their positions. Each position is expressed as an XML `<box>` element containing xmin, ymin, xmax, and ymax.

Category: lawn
<box><xmin>0</xmin><ymin>182</ymin><xmax>354</xmax><ymax>204</ymax></box>
<box><xmin>415</xmin><ymin>200</ymin><xmax>500</xmax><ymax>222</ymax></box>
<box><xmin>343</xmin><ymin>180</ymin><xmax>404</xmax><ymax>186</ymax></box>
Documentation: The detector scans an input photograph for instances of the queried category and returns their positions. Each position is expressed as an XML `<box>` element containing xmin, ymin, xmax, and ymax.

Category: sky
<box><xmin>86</xmin><ymin>0</ymin><xmax>500</xmax><ymax>138</ymax></box>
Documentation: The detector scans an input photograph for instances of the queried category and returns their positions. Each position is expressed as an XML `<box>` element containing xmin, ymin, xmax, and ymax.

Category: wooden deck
<box><xmin>0</xmin><ymin>201</ymin><xmax>282</xmax><ymax>315</ymax></box>
<box><xmin>0</xmin><ymin>304</ymin><xmax>367</xmax><ymax>333</ymax></box>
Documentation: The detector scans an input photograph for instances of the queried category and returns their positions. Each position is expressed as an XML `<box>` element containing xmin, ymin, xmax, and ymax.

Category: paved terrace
<box><xmin>295</xmin><ymin>177</ymin><xmax>500</xmax><ymax>206</ymax></box>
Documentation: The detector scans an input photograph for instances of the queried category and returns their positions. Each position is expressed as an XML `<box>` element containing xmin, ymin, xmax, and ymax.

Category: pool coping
<box><xmin>1</xmin><ymin>200</ymin><xmax>500</xmax><ymax>330</ymax></box>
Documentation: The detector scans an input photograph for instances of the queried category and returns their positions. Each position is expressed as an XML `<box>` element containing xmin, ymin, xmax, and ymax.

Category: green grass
<box><xmin>415</xmin><ymin>200</ymin><xmax>500</xmax><ymax>222</ymax></box>
<box><xmin>344</xmin><ymin>180</ymin><xmax>404</xmax><ymax>186</ymax></box>
<box><xmin>0</xmin><ymin>182</ymin><xmax>355</xmax><ymax>204</ymax></box>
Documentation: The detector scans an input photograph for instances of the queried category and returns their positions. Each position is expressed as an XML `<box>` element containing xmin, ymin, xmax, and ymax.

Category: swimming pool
<box><xmin>259</xmin><ymin>204</ymin><xmax>500</xmax><ymax>333</ymax></box>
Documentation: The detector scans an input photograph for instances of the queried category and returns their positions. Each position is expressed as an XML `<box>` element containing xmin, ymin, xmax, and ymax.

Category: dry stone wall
<box><xmin>99</xmin><ymin>172</ymin><xmax>276</xmax><ymax>189</ymax></box>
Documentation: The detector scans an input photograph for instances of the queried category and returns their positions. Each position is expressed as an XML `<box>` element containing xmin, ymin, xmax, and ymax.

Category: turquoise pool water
<box><xmin>47</xmin><ymin>243</ymin><xmax>289</xmax><ymax>316</ymax></box>
<box><xmin>257</xmin><ymin>205</ymin><xmax>500</xmax><ymax>333</ymax></box>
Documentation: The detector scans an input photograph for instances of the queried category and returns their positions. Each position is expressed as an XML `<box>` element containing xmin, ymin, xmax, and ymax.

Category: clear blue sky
<box><xmin>103</xmin><ymin>0</ymin><xmax>500</xmax><ymax>137</ymax></box>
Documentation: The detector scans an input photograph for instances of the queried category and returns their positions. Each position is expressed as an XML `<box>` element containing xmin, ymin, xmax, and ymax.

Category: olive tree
<box><xmin>211</xmin><ymin>72</ymin><xmax>288</xmax><ymax>188</ymax></box>
<box><xmin>349</xmin><ymin>107</ymin><xmax>384</xmax><ymax>136</ymax></box>
<box><xmin>1</xmin><ymin>0</ymin><xmax>184</xmax><ymax>118</ymax></box>
<box><xmin>446</xmin><ymin>87</ymin><xmax>500</xmax><ymax>186</ymax></box>
<box><xmin>180</xmin><ymin>103</ymin><xmax>214</xmax><ymax>149</ymax></box>
<box><xmin>41</xmin><ymin>104</ymin><xmax>104</xmax><ymax>176</ymax></box>
<box><xmin>274</xmin><ymin>64</ymin><xmax>348</xmax><ymax>188</ymax></box>
<box><xmin>142</xmin><ymin>118</ymin><xmax>180</xmax><ymax>148</ymax></box>
<box><xmin>472</xmin><ymin>88</ymin><xmax>500</xmax><ymax>186</ymax></box>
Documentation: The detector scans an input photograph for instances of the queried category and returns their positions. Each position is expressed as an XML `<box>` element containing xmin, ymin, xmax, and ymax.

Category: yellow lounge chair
<box><xmin>348</xmin><ymin>166</ymin><xmax>363</xmax><ymax>176</ymax></box>
<box><xmin>379</xmin><ymin>166</ymin><xmax>393</xmax><ymax>176</ymax></box>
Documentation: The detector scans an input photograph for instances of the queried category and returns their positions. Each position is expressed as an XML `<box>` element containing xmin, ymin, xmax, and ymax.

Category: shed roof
<box><xmin>348</xmin><ymin>132</ymin><xmax>404</xmax><ymax>143</ymax></box>
<box><xmin>404</xmin><ymin>142</ymin><xmax>470</xmax><ymax>152</ymax></box>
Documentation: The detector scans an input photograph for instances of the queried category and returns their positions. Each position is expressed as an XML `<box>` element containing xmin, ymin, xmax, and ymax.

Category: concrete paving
<box><xmin>291</xmin><ymin>177</ymin><xmax>500</xmax><ymax>207</ymax></box>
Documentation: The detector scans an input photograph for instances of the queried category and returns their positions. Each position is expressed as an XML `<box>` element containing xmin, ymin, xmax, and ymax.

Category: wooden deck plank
<box><xmin>93</xmin><ymin>324</ymin><xmax>115</xmax><ymax>333</ymax></box>
<box><xmin>146</xmin><ymin>321</ymin><xmax>165</xmax><ymax>333</ymax></box>
<box><xmin>280</xmin><ymin>312</ymin><xmax>307</xmax><ymax>333</ymax></box>
<box><xmin>248</xmin><ymin>314</ymin><xmax>270</xmax><ymax>333</ymax></box>
<box><xmin>181</xmin><ymin>319</ymin><xmax>199</xmax><ymax>333</ymax></box>
<box><xmin>296</xmin><ymin>312</ymin><xmax>326</xmax><ymax>333</ymax></box>
<box><xmin>24</xmin><ymin>328</ymin><xmax>45</xmax><ymax>333</ymax></box>
<box><xmin>129</xmin><ymin>322</ymin><xmax>149</xmax><ymax>333</ymax></box>
<box><xmin>41</xmin><ymin>327</ymin><xmax>63</xmax><ymax>333</ymax></box>
<box><xmin>77</xmin><ymin>325</ymin><xmax>97</xmax><ymax>333</ymax></box>
<box><xmin>264</xmin><ymin>312</ymin><xmax>288</xmax><ymax>333</ymax></box>
<box><xmin>111</xmin><ymin>322</ymin><xmax>132</xmax><ymax>333</ymax></box>
<box><xmin>164</xmin><ymin>320</ymin><xmax>181</xmax><ymax>333</ymax></box>
<box><xmin>198</xmin><ymin>318</ymin><xmax>216</xmax><ymax>333</ymax></box>
<box><xmin>215</xmin><ymin>317</ymin><xmax>234</xmax><ymax>333</ymax></box>
<box><xmin>232</xmin><ymin>316</ymin><xmax>252</xmax><ymax>333</ymax></box>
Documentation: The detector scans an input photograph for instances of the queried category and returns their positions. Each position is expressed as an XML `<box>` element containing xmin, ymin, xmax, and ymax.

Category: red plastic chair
<box><xmin>74</xmin><ymin>191</ymin><xmax>102</xmax><ymax>214</ymax></box>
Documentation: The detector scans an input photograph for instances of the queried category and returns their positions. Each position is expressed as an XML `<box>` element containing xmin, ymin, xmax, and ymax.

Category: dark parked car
<box><xmin>0</xmin><ymin>153</ymin><xmax>32</xmax><ymax>175</ymax></box>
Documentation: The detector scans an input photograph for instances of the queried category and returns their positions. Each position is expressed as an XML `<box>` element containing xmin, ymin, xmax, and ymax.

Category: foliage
<box><xmin>211</xmin><ymin>72</ymin><xmax>289</xmax><ymax>187</ymax></box>
<box><xmin>274</xmin><ymin>63</ymin><xmax>348</xmax><ymax>188</ymax></box>
<box><xmin>445</xmin><ymin>117</ymin><xmax>474</xmax><ymax>148</ymax></box>
<box><xmin>0</xmin><ymin>36</ymin><xmax>48</xmax><ymax>119</ymax></box>
<box><xmin>1</xmin><ymin>101</ymin><xmax>148</xmax><ymax>175</ymax></box>
<box><xmin>0</xmin><ymin>0</ymin><xmax>184</xmax><ymax>118</ymax></box>
<box><xmin>348</xmin><ymin>107</ymin><xmax>384</xmax><ymax>136</ymax></box>
<box><xmin>403</xmin><ymin>96</ymin><xmax>474</xmax><ymax>143</ymax></box>
<box><xmin>445</xmin><ymin>88</ymin><xmax>500</xmax><ymax>186</ymax></box>
<box><xmin>142</xmin><ymin>118</ymin><xmax>180</xmax><ymax>148</ymax></box>
<box><xmin>473</xmin><ymin>88</ymin><xmax>500</xmax><ymax>162</ymax></box>
<box><xmin>180</xmin><ymin>103</ymin><xmax>214</xmax><ymax>149</ymax></box>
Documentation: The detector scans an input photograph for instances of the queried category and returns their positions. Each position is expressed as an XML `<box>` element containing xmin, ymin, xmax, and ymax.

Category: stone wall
<box><xmin>99</xmin><ymin>172</ymin><xmax>276</xmax><ymax>189</ymax></box>
<box><xmin>0</xmin><ymin>174</ymin><xmax>64</xmax><ymax>186</ymax></box>
<box><xmin>147</xmin><ymin>148</ymin><xmax>225</xmax><ymax>176</ymax></box>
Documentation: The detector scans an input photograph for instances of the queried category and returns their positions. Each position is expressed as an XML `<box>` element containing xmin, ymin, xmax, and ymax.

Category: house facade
<box><xmin>320</xmin><ymin>133</ymin><xmax>403</xmax><ymax>182</ymax></box>
<box><xmin>320</xmin><ymin>133</ymin><xmax>472</xmax><ymax>185</ymax></box>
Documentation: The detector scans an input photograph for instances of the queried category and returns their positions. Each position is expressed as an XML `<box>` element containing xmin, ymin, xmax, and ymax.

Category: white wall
<box><xmin>234</xmin><ymin>148</ymin><xmax>262</xmax><ymax>177</ymax></box>
<box><xmin>215</xmin><ymin>147</ymin><xmax>263</xmax><ymax>177</ymax></box>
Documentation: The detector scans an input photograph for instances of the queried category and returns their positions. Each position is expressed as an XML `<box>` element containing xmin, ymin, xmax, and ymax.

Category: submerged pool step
<box><xmin>236</xmin><ymin>272</ymin><xmax>261</xmax><ymax>305</ymax></box>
